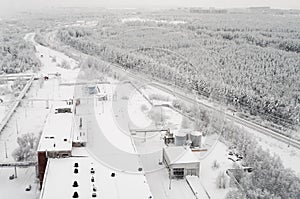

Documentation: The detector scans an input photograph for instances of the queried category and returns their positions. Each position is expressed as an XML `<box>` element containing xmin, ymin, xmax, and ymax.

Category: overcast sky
<box><xmin>0</xmin><ymin>0</ymin><xmax>300</xmax><ymax>16</ymax></box>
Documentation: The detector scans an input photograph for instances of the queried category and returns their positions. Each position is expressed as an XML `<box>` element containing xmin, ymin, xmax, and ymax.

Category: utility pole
<box><xmin>79</xmin><ymin>117</ymin><xmax>82</xmax><ymax>129</ymax></box>
<box><xmin>46</xmin><ymin>98</ymin><xmax>49</xmax><ymax>109</ymax></box>
<box><xmin>16</xmin><ymin>120</ymin><xmax>19</xmax><ymax>135</ymax></box>
<box><xmin>4</xmin><ymin>140</ymin><xmax>8</xmax><ymax>158</ymax></box>
<box><xmin>14</xmin><ymin>166</ymin><xmax>17</xmax><ymax>178</ymax></box>
<box><xmin>169</xmin><ymin>169</ymin><xmax>172</xmax><ymax>190</ymax></box>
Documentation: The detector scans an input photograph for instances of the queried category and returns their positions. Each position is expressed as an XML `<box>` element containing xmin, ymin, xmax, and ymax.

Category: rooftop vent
<box><xmin>74</xmin><ymin>163</ymin><xmax>79</xmax><ymax>167</ymax></box>
<box><xmin>111</xmin><ymin>173</ymin><xmax>115</xmax><ymax>177</ymax></box>
<box><xmin>91</xmin><ymin>168</ymin><xmax>95</xmax><ymax>174</ymax></box>
<box><xmin>92</xmin><ymin>193</ymin><xmax>97</xmax><ymax>198</ymax></box>
<box><xmin>92</xmin><ymin>185</ymin><xmax>97</xmax><ymax>192</ymax></box>
<box><xmin>72</xmin><ymin>191</ymin><xmax>79</xmax><ymax>198</ymax></box>
<box><xmin>91</xmin><ymin>176</ymin><xmax>95</xmax><ymax>182</ymax></box>
<box><xmin>64</xmin><ymin>138</ymin><xmax>67</xmax><ymax>142</ymax></box>
<box><xmin>73</xmin><ymin>181</ymin><xmax>79</xmax><ymax>187</ymax></box>
<box><xmin>74</xmin><ymin>168</ymin><xmax>79</xmax><ymax>174</ymax></box>
<box><xmin>138</xmin><ymin>168</ymin><xmax>143</xmax><ymax>172</ymax></box>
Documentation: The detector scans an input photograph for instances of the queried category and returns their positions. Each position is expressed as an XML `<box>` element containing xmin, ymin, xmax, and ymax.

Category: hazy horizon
<box><xmin>0</xmin><ymin>0</ymin><xmax>300</xmax><ymax>16</ymax></box>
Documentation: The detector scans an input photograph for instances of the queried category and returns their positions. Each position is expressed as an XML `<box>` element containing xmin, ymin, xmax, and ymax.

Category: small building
<box><xmin>96</xmin><ymin>93</ymin><xmax>108</xmax><ymax>101</ymax></box>
<box><xmin>87</xmin><ymin>85</ymin><xmax>97</xmax><ymax>95</ymax></box>
<box><xmin>163</xmin><ymin>129</ymin><xmax>174</xmax><ymax>145</ymax></box>
<box><xmin>163</xmin><ymin>146</ymin><xmax>200</xmax><ymax>179</ymax></box>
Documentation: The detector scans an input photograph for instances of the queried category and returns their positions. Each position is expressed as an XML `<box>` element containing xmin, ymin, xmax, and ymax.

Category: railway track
<box><xmin>43</xmin><ymin>31</ymin><xmax>300</xmax><ymax>150</ymax></box>
<box><xmin>109</xmin><ymin>63</ymin><xmax>300</xmax><ymax>150</ymax></box>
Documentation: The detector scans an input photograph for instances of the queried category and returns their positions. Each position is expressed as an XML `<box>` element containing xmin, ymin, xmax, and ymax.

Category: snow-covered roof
<box><xmin>40</xmin><ymin>157</ymin><xmax>153</xmax><ymax>199</ymax></box>
<box><xmin>191</xmin><ymin>131</ymin><xmax>202</xmax><ymax>136</ymax></box>
<box><xmin>186</xmin><ymin>175</ymin><xmax>210</xmax><ymax>199</ymax></box>
<box><xmin>37</xmin><ymin>111</ymin><xmax>73</xmax><ymax>152</ymax></box>
<box><xmin>164</xmin><ymin>146</ymin><xmax>200</xmax><ymax>165</ymax></box>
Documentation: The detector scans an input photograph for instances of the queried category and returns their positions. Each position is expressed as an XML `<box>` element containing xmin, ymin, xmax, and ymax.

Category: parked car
<box><xmin>9</xmin><ymin>174</ymin><xmax>14</xmax><ymax>180</ymax></box>
<box><xmin>25</xmin><ymin>185</ymin><xmax>31</xmax><ymax>191</ymax></box>
<box><xmin>228</xmin><ymin>157</ymin><xmax>235</xmax><ymax>162</ymax></box>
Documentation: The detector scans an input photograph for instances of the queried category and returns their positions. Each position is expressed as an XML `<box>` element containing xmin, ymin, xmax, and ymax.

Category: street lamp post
<box><xmin>4</xmin><ymin>140</ymin><xmax>8</xmax><ymax>158</ymax></box>
<box><xmin>168</xmin><ymin>168</ymin><xmax>172</xmax><ymax>190</ymax></box>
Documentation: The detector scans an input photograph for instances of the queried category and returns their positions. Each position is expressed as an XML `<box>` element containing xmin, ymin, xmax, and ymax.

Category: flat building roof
<box><xmin>40</xmin><ymin>157</ymin><xmax>153</xmax><ymax>199</ymax></box>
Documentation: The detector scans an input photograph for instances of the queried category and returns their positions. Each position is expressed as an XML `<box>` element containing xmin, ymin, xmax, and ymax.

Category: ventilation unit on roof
<box><xmin>90</xmin><ymin>168</ymin><xmax>95</xmax><ymax>174</ymax></box>
<box><xmin>73</xmin><ymin>181</ymin><xmax>79</xmax><ymax>187</ymax></box>
<box><xmin>74</xmin><ymin>163</ymin><xmax>79</xmax><ymax>167</ymax></box>
<box><xmin>92</xmin><ymin>193</ymin><xmax>97</xmax><ymax>198</ymax></box>
<box><xmin>111</xmin><ymin>173</ymin><xmax>115</xmax><ymax>177</ymax></box>
<box><xmin>92</xmin><ymin>185</ymin><xmax>97</xmax><ymax>192</ymax></box>
<box><xmin>74</xmin><ymin>168</ymin><xmax>79</xmax><ymax>174</ymax></box>
<box><xmin>91</xmin><ymin>176</ymin><xmax>95</xmax><ymax>182</ymax></box>
<box><xmin>72</xmin><ymin>191</ymin><xmax>79</xmax><ymax>198</ymax></box>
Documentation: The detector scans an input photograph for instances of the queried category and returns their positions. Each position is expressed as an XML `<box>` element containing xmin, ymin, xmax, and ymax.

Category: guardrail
<box><xmin>0</xmin><ymin>75</ymin><xmax>35</xmax><ymax>133</ymax></box>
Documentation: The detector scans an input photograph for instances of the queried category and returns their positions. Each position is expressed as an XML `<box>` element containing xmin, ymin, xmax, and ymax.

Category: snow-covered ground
<box><xmin>127</xmin><ymin>88</ymin><xmax>152</xmax><ymax>129</ymax></box>
<box><xmin>200</xmin><ymin>141</ymin><xmax>232</xmax><ymax>199</ymax></box>
<box><xmin>142</xmin><ymin>85</ymin><xmax>176</xmax><ymax>106</ymax></box>
<box><xmin>0</xmin><ymin>93</ymin><xmax>11</xmax><ymax>122</ymax></box>
<box><xmin>0</xmin><ymin>167</ymin><xmax>39</xmax><ymax>199</ymax></box>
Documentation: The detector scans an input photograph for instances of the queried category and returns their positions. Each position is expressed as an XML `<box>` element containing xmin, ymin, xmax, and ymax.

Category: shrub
<box><xmin>12</xmin><ymin>133</ymin><xmax>39</xmax><ymax>162</ymax></box>
<box><xmin>141</xmin><ymin>104</ymin><xmax>148</xmax><ymax>112</ymax></box>
<box><xmin>149</xmin><ymin>93</ymin><xmax>169</xmax><ymax>101</ymax></box>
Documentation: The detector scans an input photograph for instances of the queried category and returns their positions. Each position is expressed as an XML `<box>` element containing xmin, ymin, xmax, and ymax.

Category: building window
<box><xmin>186</xmin><ymin>169</ymin><xmax>196</xmax><ymax>176</ymax></box>
<box><xmin>173</xmin><ymin>168</ymin><xmax>184</xmax><ymax>178</ymax></box>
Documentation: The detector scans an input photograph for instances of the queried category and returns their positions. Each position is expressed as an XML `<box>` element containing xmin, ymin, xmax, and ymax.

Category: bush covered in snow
<box><xmin>148</xmin><ymin>107</ymin><xmax>168</xmax><ymax>126</ymax></box>
<box><xmin>149</xmin><ymin>93</ymin><xmax>169</xmax><ymax>102</ymax></box>
<box><xmin>12</xmin><ymin>133</ymin><xmax>39</xmax><ymax>162</ymax></box>
<box><xmin>222</xmin><ymin>122</ymin><xmax>300</xmax><ymax>198</ymax></box>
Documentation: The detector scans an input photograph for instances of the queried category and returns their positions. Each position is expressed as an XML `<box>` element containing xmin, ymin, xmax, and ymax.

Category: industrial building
<box><xmin>40</xmin><ymin>156</ymin><xmax>153</xmax><ymax>199</ymax></box>
<box><xmin>163</xmin><ymin>146</ymin><xmax>200</xmax><ymax>179</ymax></box>
<box><xmin>37</xmin><ymin>102</ymin><xmax>76</xmax><ymax>189</ymax></box>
